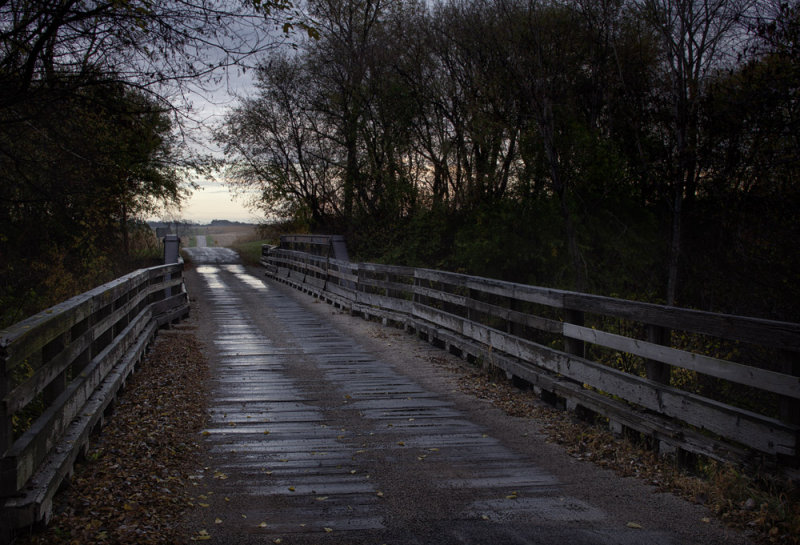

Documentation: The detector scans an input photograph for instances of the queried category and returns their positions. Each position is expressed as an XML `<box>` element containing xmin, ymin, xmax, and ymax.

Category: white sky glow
<box><xmin>181</xmin><ymin>180</ymin><xmax>263</xmax><ymax>224</ymax></box>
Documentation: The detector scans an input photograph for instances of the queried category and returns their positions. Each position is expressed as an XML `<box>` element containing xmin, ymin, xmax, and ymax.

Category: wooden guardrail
<box><xmin>262</xmin><ymin>245</ymin><xmax>800</xmax><ymax>468</ymax></box>
<box><xmin>0</xmin><ymin>260</ymin><xmax>189</xmax><ymax>535</ymax></box>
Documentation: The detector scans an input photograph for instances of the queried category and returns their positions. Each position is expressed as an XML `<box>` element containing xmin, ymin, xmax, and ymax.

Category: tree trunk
<box><xmin>666</xmin><ymin>185</ymin><xmax>682</xmax><ymax>306</ymax></box>
<box><xmin>539</xmin><ymin>97</ymin><xmax>588</xmax><ymax>292</ymax></box>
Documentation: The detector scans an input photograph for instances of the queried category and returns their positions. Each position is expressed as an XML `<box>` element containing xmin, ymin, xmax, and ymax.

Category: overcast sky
<box><xmin>164</xmin><ymin>10</ymin><xmax>296</xmax><ymax>225</ymax></box>
<box><xmin>171</xmin><ymin>66</ymin><xmax>256</xmax><ymax>224</ymax></box>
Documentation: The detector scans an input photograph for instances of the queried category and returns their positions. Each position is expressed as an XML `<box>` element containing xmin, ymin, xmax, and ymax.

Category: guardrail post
<box><xmin>163</xmin><ymin>234</ymin><xmax>180</xmax><ymax>298</ymax></box>
<box><xmin>0</xmin><ymin>347</ymin><xmax>10</xmax><ymax>462</ymax></box>
<box><xmin>564</xmin><ymin>309</ymin><xmax>585</xmax><ymax>358</ymax></box>
<box><xmin>645</xmin><ymin>325</ymin><xmax>672</xmax><ymax>385</ymax></box>
<box><xmin>780</xmin><ymin>352</ymin><xmax>800</xmax><ymax>427</ymax></box>
<box><xmin>43</xmin><ymin>334</ymin><xmax>68</xmax><ymax>406</ymax></box>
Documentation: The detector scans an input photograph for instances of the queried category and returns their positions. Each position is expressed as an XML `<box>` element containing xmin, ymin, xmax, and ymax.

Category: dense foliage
<box><xmin>218</xmin><ymin>0</ymin><xmax>800</xmax><ymax>322</ymax></box>
<box><xmin>0</xmin><ymin>77</ymin><xmax>181</xmax><ymax>327</ymax></box>
<box><xmin>0</xmin><ymin>0</ymin><xmax>303</xmax><ymax>327</ymax></box>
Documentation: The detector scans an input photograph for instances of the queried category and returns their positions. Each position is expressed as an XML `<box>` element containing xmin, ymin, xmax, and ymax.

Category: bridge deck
<box><xmin>180</xmin><ymin>247</ymin><xmax>750</xmax><ymax>545</ymax></box>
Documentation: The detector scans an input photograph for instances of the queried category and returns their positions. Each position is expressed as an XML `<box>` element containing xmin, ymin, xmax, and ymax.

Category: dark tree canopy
<box><xmin>219</xmin><ymin>0</ymin><xmax>800</xmax><ymax>322</ymax></box>
<box><xmin>0</xmin><ymin>0</ymin><xmax>304</xmax><ymax>325</ymax></box>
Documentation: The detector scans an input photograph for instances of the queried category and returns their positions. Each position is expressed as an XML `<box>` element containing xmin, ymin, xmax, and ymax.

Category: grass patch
<box><xmin>230</xmin><ymin>239</ymin><xmax>270</xmax><ymax>266</ymax></box>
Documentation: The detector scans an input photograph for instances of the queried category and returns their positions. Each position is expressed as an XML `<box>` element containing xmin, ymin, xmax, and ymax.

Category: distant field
<box><xmin>182</xmin><ymin>224</ymin><xmax>260</xmax><ymax>248</ymax></box>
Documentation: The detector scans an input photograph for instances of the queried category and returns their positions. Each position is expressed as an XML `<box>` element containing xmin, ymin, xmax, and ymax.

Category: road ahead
<box><xmin>180</xmin><ymin>247</ymin><xmax>751</xmax><ymax>545</ymax></box>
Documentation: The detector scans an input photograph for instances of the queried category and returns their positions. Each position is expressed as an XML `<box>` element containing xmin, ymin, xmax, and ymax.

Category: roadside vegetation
<box><xmin>218</xmin><ymin>0</ymin><xmax>800</xmax><ymax>325</ymax></box>
<box><xmin>0</xmin><ymin>0</ymin><xmax>304</xmax><ymax>329</ymax></box>
<box><xmin>230</xmin><ymin>239</ymin><xmax>271</xmax><ymax>266</ymax></box>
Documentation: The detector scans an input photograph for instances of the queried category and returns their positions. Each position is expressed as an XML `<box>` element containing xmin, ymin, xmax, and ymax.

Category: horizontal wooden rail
<box><xmin>0</xmin><ymin>261</ymin><xmax>189</xmax><ymax>533</ymax></box>
<box><xmin>262</xmin><ymin>245</ymin><xmax>800</xmax><ymax>467</ymax></box>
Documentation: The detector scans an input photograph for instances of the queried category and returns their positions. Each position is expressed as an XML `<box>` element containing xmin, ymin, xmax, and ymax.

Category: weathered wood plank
<box><xmin>563</xmin><ymin>324</ymin><xmax>800</xmax><ymax>399</ymax></box>
<box><xmin>359</xmin><ymin>262</ymin><xmax>415</xmax><ymax>276</ymax></box>
<box><xmin>2</xmin><ymin>318</ymin><xmax>157</xmax><ymax>525</ymax></box>
<box><xmin>4</xmin><ymin>309</ymin><xmax>154</xmax><ymax>491</ymax></box>
<box><xmin>413</xmin><ymin>269</ymin><xmax>800</xmax><ymax>351</ymax></box>
<box><xmin>414</xmin><ymin>285</ymin><xmax>468</xmax><ymax>307</ymax></box>
<box><xmin>305</xmin><ymin>276</ymin><xmax>326</xmax><ymax>289</ymax></box>
<box><xmin>1</xmin><ymin>259</ymin><xmax>185</xmax><ymax>502</ymax></box>
<box><xmin>0</xmin><ymin>266</ymin><xmax>181</xmax><ymax>373</ymax></box>
<box><xmin>358</xmin><ymin>277</ymin><xmax>413</xmax><ymax>295</ymax></box>
<box><xmin>327</xmin><ymin>268</ymin><xmax>359</xmax><ymax>284</ymax></box>
<box><xmin>415</xmin><ymin>269</ymin><xmax>566</xmax><ymax>308</ymax></box>
<box><xmin>413</xmin><ymin>303</ymin><xmax>797</xmax><ymax>455</ymax></box>
<box><xmin>467</xmin><ymin>298</ymin><xmax>564</xmax><ymax>335</ymax></box>
<box><xmin>355</xmin><ymin>292</ymin><xmax>413</xmax><ymax>314</ymax></box>
<box><xmin>3</xmin><ymin>330</ymin><xmax>93</xmax><ymax>415</ymax></box>
<box><xmin>415</xmin><ymin>284</ymin><xmax>563</xmax><ymax>335</ymax></box>
<box><xmin>561</xmin><ymin>293</ymin><xmax>800</xmax><ymax>351</ymax></box>
<box><xmin>416</xmin><ymin>321</ymin><xmax>754</xmax><ymax>464</ymax></box>
<box><xmin>325</xmin><ymin>283</ymin><xmax>357</xmax><ymax>301</ymax></box>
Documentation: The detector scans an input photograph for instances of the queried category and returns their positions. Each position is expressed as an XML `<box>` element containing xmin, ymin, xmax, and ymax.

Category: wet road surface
<box><xmin>180</xmin><ymin>247</ymin><xmax>751</xmax><ymax>545</ymax></box>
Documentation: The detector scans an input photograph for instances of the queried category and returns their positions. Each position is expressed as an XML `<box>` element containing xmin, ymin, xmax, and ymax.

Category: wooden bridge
<box><xmin>1</xmin><ymin>236</ymin><xmax>798</xmax><ymax>543</ymax></box>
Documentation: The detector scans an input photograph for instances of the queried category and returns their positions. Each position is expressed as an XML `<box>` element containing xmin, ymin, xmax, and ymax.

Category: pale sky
<box><xmin>162</xmin><ymin>17</ymin><xmax>298</xmax><ymax>225</ymax></box>
<box><xmin>181</xmin><ymin>181</ymin><xmax>264</xmax><ymax>224</ymax></box>
<box><xmin>176</xmin><ymin>67</ymin><xmax>262</xmax><ymax>224</ymax></box>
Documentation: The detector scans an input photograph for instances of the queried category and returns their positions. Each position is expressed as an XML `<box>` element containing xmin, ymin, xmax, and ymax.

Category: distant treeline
<box><xmin>218</xmin><ymin>0</ymin><xmax>800</xmax><ymax>322</ymax></box>
<box><xmin>147</xmin><ymin>220</ymin><xmax>257</xmax><ymax>230</ymax></box>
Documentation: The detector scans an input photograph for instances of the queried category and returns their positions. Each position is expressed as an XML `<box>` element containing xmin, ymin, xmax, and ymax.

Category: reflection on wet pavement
<box><xmin>183</xmin><ymin>246</ymin><xmax>240</xmax><ymax>264</ymax></box>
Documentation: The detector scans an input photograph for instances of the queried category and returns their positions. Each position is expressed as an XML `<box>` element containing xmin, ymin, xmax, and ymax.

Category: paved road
<box><xmin>180</xmin><ymin>247</ymin><xmax>751</xmax><ymax>545</ymax></box>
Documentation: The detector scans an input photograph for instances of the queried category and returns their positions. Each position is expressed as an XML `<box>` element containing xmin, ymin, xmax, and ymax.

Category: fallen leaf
<box><xmin>627</xmin><ymin>522</ymin><xmax>642</xmax><ymax>529</ymax></box>
<box><xmin>288</xmin><ymin>486</ymin><xmax>295</xmax><ymax>491</ymax></box>
<box><xmin>324</xmin><ymin>527</ymin><xmax>333</xmax><ymax>533</ymax></box>
<box><xmin>215</xmin><ymin>518</ymin><xmax>223</xmax><ymax>524</ymax></box>
<box><xmin>258</xmin><ymin>522</ymin><xmax>268</xmax><ymax>528</ymax></box>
